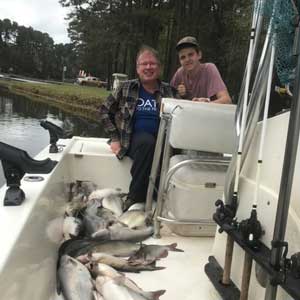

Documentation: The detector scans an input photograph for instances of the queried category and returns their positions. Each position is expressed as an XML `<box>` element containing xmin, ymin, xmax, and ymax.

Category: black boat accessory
<box><xmin>0</xmin><ymin>142</ymin><xmax>57</xmax><ymax>206</ymax></box>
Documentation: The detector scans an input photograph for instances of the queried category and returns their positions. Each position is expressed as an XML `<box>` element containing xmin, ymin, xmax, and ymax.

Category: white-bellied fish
<box><xmin>119</xmin><ymin>210</ymin><xmax>152</xmax><ymax>229</ymax></box>
<box><xmin>92</xmin><ymin>225</ymin><xmax>154</xmax><ymax>242</ymax></box>
<box><xmin>91</xmin><ymin>263</ymin><xmax>165</xmax><ymax>300</ymax></box>
<box><xmin>89</xmin><ymin>188</ymin><xmax>125</xmax><ymax>217</ymax></box>
<box><xmin>88</xmin><ymin>253</ymin><xmax>164</xmax><ymax>272</ymax></box>
<box><xmin>63</xmin><ymin>216</ymin><xmax>82</xmax><ymax>240</ymax></box>
<box><xmin>58</xmin><ymin>255</ymin><xmax>93</xmax><ymax>300</ymax></box>
<box><xmin>95</xmin><ymin>275</ymin><xmax>165</xmax><ymax>300</ymax></box>
<box><xmin>129</xmin><ymin>243</ymin><xmax>184</xmax><ymax>263</ymax></box>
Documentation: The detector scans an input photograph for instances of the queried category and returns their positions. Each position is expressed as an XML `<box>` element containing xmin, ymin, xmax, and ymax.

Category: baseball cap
<box><xmin>175</xmin><ymin>36</ymin><xmax>199</xmax><ymax>51</ymax></box>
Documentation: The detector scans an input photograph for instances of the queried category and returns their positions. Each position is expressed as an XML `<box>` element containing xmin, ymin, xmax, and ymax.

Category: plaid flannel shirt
<box><xmin>99</xmin><ymin>79</ymin><xmax>177</xmax><ymax>159</ymax></box>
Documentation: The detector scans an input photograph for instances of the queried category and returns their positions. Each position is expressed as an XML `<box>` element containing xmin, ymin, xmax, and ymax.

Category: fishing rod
<box><xmin>239</xmin><ymin>31</ymin><xmax>276</xmax><ymax>300</ymax></box>
<box><xmin>264</xmin><ymin>9</ymin><xmax>300</xmax><ymax>300</ymax></box>
<box><xmin>218</xmin><ymin>0</ymin><xmax>264</xmax><ymax>286</ymax></box>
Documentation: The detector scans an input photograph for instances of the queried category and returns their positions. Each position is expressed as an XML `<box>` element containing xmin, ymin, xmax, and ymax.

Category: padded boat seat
<box><xmin>162</xmin><ymin>98</ymin><xmax>237</xmax><ymax>154</ymax></box>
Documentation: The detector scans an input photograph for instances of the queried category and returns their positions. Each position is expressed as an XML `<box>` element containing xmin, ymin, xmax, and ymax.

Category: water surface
<box><xmin>0</xmin><ymin>89</ymin><xmax>105</xmax><ymax>186</ymax></box>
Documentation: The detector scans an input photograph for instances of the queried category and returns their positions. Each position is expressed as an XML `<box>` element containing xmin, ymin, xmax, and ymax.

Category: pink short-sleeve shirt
<box><xmin>171</xmin><ymin>63</ymin><xmax>227</xmax><ymax>100</ymax></box>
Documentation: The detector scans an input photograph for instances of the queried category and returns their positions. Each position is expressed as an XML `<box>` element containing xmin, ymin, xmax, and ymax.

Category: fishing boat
<box><xmin>0</xmin><ymin>0</ymin><xmax>300</xmax><ymax>299</ymax></box>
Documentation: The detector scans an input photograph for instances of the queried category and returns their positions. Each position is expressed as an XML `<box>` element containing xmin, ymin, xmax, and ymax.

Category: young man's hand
<box><xmin>110</xmin><ymin>141</ymin><xmax>121</xmax><ymax>154</ymax></box>
<box><xmin>177</xmin><ymin>83</ymin><xmax>187</xmax><ymax>97</ymax></box>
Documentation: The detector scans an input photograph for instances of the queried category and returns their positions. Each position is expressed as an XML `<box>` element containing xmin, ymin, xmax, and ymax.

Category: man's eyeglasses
<box><xmin>137</xmin><ymin>62</ymin><xmax>159</xmax><ymax>67</ymax></box>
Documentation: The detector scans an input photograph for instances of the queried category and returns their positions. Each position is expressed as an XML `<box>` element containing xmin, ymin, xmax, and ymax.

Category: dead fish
<box><xmin>89</xmin><ymin>241</ymin><xmax>141</xmax><ymax>257</ymax></box>
<box><xmin>97</xmin><ymin>207</ymin><xmax>119</xmax><ymax>223</ymax></box>
<box><xmin>90</xmin><ymin>262</ymin><xmax>121</xmax><ymax>278</ymax></box>
<box><xmin>63</xmin><ymin>216</ymin><xmax>82</xmax><ymax>240</ymax></box>
<box><xmin>95</xmin><ymin>276</ymin><xmax>132</xmax><ymax>300</ymax></box>
<box><xmin>59</xmin><ymin>239</ymin><xmax>141</xmax><ymax>258</ymax></box>
<box><xmin>85</xmin><ymin>199</ymin><xmax>102</xmax><ymax>216</ymax></box>
<box><xmin>119</xmin><ymin>210</ymin><xmax>152</xmax><ymax>229</ymax></box>
<box><xmin>93</xmin><ymin>290</ymin><xmax>104</xmax><ymax>300</ymax></box>
<box><xmin>92</xmin><ymin>226</ymin><xmax>154</xmax><ymax>242</ymax></box>
<box><xmin>71</xmin><ymin>180</ymin><xmax>98</xmax><ymax>198</ymax></box>
<box><xmin>58</xmin><ymin>238</ymin><xmax>104</xmax><ymax>258</ymax></box>
<box><xmin>89</xmin><ymin>253</ymin><xmax>164</xmax><ymax>272</ymax></box>
<box><xmin>95</xmin><ymin>276</ymin><xmax>165</xmax><ymax>300</ymax></box>
<box><xmin>129</xmin><ymin>243</ymin><xmax>184</xmax><ymax>263</ymax></box>
<box><xmin>102</xmin><ymin>195</ymin><xmax>123</xmax><ymax>217</ymax></box>
<box><xmin>91</xmin><ymin>263</ymin><xmax>165</xmax><ymax>300</ymax></box>
<box><xmin>65</xmin><ymin>193</ymin><xmax>87</xmax><ymax>216</ymax></box>
<box><xmin>88</xmin><ymin>188</ymin><xmax>123</xmax><ymax>201</ymax></box>
<box><xmin>128</xmin><ymin>203</ymin><xmax>145</xmax><ymax>211</ymax></box>
<box><xmin>83</xmin><ymin>214</ymin><xmax>111</xmax><ymax>237</ymax></box>
<box><xmin>58</xmin><ymin>255</ymin><xmax>93</xmax><ymax>300</ymax></box>
<box><xmin>46</xmin><ymin>217</ymin><xmax>65</xmax><ymax>243</ymax></box>
<box><xmin>88</xmin><ymin>188</ymin><xmax>124</xmax><ymax>217</ymax></box>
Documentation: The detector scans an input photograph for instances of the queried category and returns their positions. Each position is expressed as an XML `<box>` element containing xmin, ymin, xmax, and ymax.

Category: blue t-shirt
<box><xmin>132</xmin><ymin>85</ymin><xmax>159</xmax><ymax>135</ymax></box>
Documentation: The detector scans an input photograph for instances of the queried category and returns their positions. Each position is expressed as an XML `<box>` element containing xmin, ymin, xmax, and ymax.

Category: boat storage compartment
<box><xmin>164</xmin><ymin>154</ymin><xmax>228</xmax><ymax>236</ymax></box>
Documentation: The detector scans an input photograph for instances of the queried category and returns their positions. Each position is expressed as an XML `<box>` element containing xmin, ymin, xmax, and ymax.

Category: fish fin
<box><xmin>56</xmin><ymin>261</ymin><xmax>62</xmax><ymax>295</ymax></box>
<box><xmin>118</xmin><ymin>267</ymin><xmax>141</xmax><ymax>273</ymax></box>
<box><xmin>150</xmin><ymin>289</ymin><xmax>166</xmax><ymax>300</ymax></box>
<box><xmin>167</xmin><ymin>243</ymin><xmax>184</xmax><ymax>252</ymax></box>
<box><xmin>149</xmin><ymin>266</ymin><xmax>166</xmax><ymax>271</ymax></box>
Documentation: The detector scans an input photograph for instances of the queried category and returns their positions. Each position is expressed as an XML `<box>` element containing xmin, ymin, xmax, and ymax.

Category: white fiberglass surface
<box><xmin>127</xmin><ymin>232</ymin><xmax>218</xmax><ymax>300</ymax></box>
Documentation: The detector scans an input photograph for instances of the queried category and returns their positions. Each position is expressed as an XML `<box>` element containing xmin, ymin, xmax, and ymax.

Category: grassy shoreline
<box><xmin>0</xmin><ymin>79</ymin><xmax>110</xmax><ymax>121</ymax></box>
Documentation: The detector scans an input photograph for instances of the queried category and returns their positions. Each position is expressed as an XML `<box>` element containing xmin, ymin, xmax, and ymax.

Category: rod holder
<box><xmin>0</xmin><ymin>142</ymin><xmax>57</xmax><ymax>206</ymax></box>
<box><xmin>40</xmin><ymin>120</ymin><xmax>72</xmax><ymax>153</ymax></box>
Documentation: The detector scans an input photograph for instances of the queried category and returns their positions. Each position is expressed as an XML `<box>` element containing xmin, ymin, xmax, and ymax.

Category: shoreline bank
<box><xmin>0</xmin><ymin>79</ymin><xmax>110</xmax><ymax>121</ymax></box>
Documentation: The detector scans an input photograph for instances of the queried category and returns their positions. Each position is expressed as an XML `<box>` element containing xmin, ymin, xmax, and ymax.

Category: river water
<box><xmin>0</xmin><ymin>89</ymin><xmax>106</xmax><ymax>186</ymax></box>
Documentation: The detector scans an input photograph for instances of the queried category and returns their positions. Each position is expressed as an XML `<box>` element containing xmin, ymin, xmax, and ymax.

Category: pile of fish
<box><xmin>55</xmin><ymin>180</ymin><xmax>184</xmax><ymax>300</ymax></box>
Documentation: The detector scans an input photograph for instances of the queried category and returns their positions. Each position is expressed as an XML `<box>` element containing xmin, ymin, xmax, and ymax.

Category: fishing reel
<box><xmin>289</xmin><ymin>252</ymin><xmax>300</xmax><ymax>279</ymax></box>
<box><xmin>238</xmin><ymin>207</ymin><xmax>263</xmax><ymax>251</ymax></box>
<box><xmin>268</xmin><ymin>242</ymin><xmax>300</xmax><ymax>284</ymax></box>
<box><xmin>213</xmin><ymin>198</ymin><xmax>238</xmax><ymax>233</ymax></box>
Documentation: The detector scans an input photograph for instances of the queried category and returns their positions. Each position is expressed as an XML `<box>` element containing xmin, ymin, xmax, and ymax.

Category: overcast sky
<box><xmin>0</xmin><ymin>0</ymin><xmax>71</xmax><ymax>44</ymax></box>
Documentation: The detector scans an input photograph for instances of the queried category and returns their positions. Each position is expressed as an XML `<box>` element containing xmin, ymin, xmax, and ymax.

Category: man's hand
<box><xmin>177</xmin><ymin>83</ymin><xmax>187</xmax><ymax>97</ymax></box>
<box><xmin>192</xmin><ymin>97</ymin><xmax>210</xmax><ymax>102</ymax></box>
<box><xmin>110</xmin><ymin>141</ymin><xmax>121</xmax><ymax>155</ymax></box>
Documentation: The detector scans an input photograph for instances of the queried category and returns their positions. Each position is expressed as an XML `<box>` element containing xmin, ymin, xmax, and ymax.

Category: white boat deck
<box><xmin>127</xmin><ymin>233</ymin><xmax>218</xmax><ymax>300</ymax></box>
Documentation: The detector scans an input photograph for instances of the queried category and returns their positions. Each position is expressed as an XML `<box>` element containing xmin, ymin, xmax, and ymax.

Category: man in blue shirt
<box><xmin>100</xmin><ymin>46</ymin><xmax>177</xmax><ymax>210</ymax></box>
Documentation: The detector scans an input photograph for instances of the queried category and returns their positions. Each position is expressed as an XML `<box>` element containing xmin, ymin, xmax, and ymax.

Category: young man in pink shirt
<box><xmin>171</xmin><ymin>36</ymin><xmax>231</xmax><ymax>104</ymax></box>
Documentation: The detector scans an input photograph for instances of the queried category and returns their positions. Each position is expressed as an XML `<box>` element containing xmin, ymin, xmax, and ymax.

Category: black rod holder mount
<box><xmin>0</xmin><ymin>142</ymin><xmax>57</xmax><ymax>206</ymax></box>
<box><xmin>40</xmin><ymin>120</ymin><xmax>72</xmax><ymax>153</ymax></box>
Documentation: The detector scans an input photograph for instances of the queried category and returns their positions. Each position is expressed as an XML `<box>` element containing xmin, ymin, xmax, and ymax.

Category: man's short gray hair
<box><xmin>136</xmin><ymin>45</ymin><xmax>161</xmax><ymax>65</ymax></box>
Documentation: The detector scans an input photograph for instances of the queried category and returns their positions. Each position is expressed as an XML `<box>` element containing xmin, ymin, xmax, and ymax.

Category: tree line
<box><xmin>0</xmin><ymin>18</ymin><xmax>77</xmax><ymax>80</ymax></box>
<box><xmin>60</xmin><ymin>0</ymin><xmax>252</xmax><ymax>97</ymax></box>
<box><xmin>0</xmin><ymin>0</ymin><xmax>252</xmax><ymax>98</ymax></box>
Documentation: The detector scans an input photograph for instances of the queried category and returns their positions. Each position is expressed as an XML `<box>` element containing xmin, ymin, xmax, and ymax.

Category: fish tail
<box><xmin>168</xmin><ymin>243</ymin><xmax>184</xmax><ymax>252</ymax></box>
<box><xmin>144</xmin><ymin>265</ymin><xmax>166</xmax><ymax>271</ymax></box>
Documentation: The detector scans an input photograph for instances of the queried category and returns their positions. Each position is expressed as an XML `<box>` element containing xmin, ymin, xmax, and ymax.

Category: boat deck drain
<box><xmin>23</xmin><ymin>176</ymin><xmax>44</xmax><ymax>182</ymax></box>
